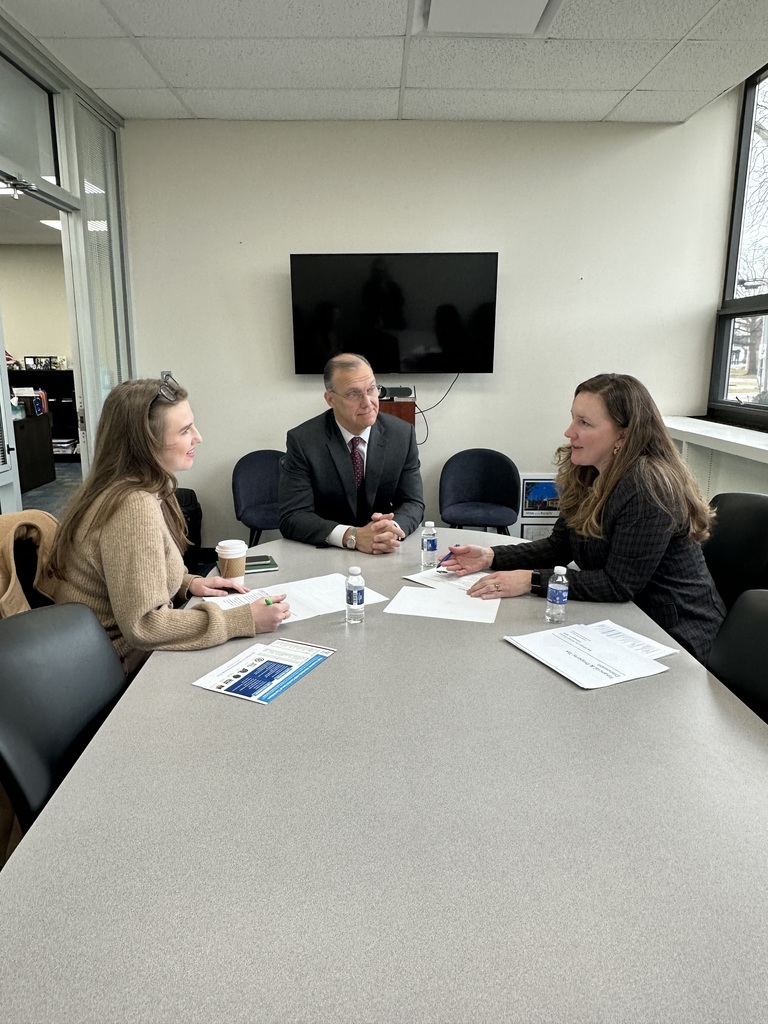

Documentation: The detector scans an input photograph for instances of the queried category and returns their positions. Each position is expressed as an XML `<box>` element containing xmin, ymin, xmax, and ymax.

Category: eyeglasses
<box><xmin>330</xmin><ymin>383</ymin><xmax>380</xmax><ymax>404</ymax></box>
<box><xmin>155</xmin><ymin>372</ymin><xmax>181</xmax><ymax>403</ymax></box>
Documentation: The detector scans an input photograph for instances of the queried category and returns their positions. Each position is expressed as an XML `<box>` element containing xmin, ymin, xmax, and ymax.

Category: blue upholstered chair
<box><xmin>439</xmin><ymin>448</ymin><xmax>521</xmax><ymax>535</ymax></box>
<box><xmin>232</xmin><ymin>449</ymin><xmax>284</xmax><ymax>547</ymax></box>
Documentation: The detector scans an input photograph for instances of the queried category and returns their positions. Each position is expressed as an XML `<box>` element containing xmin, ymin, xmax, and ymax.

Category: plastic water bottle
<box><xmin>421</xmin><ymin>521</ymin><xmax>438</xmax><ymax>569</ymax></box>
<box><xmin>345</xmin><ymin>566</ymin><xmax>365</xmax><ymax>624</ymax></box>
<box><xmin>545</xmin><ymin>566</ymin><xmax>569</xmax><ymax>624</ymax></box>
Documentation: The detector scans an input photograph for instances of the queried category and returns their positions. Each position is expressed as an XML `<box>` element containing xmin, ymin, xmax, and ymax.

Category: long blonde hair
<box><xmin>556</xmin><ymin>373</ymin><xmax>714</xmax><ymax>542</ymax></box>
<box><xmin>48</xmin><ymin>377</ymin><xmax>189</xmax><ymax>579</ymax></box>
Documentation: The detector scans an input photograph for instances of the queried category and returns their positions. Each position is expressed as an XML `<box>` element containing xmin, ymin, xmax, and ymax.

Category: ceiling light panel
<box><xmin>427</xmin><ymin>0</ymin><xmax>552</xmax><ymax>35</ymax></box>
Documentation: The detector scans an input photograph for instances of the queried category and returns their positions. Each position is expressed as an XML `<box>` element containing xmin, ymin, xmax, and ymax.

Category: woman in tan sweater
<box><xmin>47</xmin><ymin>375</ymin><xmax>290</xmax><ymax>674</ymax></box>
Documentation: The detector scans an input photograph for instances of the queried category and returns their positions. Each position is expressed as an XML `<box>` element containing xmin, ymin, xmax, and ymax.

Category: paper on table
<box><xmin>192</xmin><ymin>638</ymin><xmax>335</xmax><ymax>704</ymax></box>
<box><xmin>385</xmin><ymin>584</ymin><xmax>500</xmax><ymax>623</ymax></box>
<box><xmin>202</xmin><ymin>572</ymin><xmax>388</xmax><ymax>622</ymax></box>
<box><xmin>403</xmin><ymin>567</ymin><xmax>489</xmax><ymax>593</ymax></box>
<box><xmin>584</xmin><ymin>619</ymin><xmax>678</xmax><ymax>660</ymax></box>
<box><xmin>504</xmin><ymin>624</ymin><xmax>668</xmax><ymax>688</ymax></box>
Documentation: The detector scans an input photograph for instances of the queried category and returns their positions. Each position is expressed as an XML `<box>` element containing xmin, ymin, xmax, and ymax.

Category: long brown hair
<box><xmin>48</xmin><ymin>377</ymin><xmax>190</xmax><ymax>579</ymax></box>
<box><xmin>556</xmin><ymin>373</ymin><xmax>714</xmax><ymax>542</ymax></box>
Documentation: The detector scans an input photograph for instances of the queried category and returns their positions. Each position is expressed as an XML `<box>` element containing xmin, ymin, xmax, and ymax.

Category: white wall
<box><xmin>121</xmin><ymin>96</ymin><xmax>740</xmax><ymax>544</ymax></box>
<box><xmin>0</xmin><ymin>244</ymin><xmax>70</xmax><ymax>363</ymax></box>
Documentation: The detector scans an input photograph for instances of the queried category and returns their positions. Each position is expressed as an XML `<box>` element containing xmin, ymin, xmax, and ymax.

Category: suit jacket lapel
<box><xmin>326</xmin><ymin>412</ymin><xmax>358</xmax><ymax>518</ymax></box>
<box><xmin>363</xmin><ymin>418</ymin><xmax>385</xmax><ymax>512</ymax></box>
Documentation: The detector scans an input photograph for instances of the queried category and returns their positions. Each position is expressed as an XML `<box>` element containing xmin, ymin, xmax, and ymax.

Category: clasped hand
<box><xmin>354</xmin><ymin>512</ymin><xmax>405</xmax><ymax>554</ymax></box>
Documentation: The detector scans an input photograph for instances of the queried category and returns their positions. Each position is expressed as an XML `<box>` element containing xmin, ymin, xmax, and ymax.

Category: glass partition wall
<box><xmin>0</xmin><ymin>18</ymin><xmax>132</xmax><ymax>510</ymax></box>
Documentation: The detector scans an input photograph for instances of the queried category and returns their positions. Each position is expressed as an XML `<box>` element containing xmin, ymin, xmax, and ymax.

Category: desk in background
<box><xmin>1</xmin><ymin>529</ymin><xmax>767</xmax><ymax>1022</ymax></box>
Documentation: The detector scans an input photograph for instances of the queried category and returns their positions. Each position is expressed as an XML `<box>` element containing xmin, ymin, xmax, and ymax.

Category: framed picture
<box><xmin>24</xmin><ymin>355</ymin><xmax>57</xmax><ymax>370</ymax></box>
<box><xmin>520</xmin><ymin>475</ymin><xmax>560</xmax><ymax>518</ymax></box>
<box><xmin>521</xmin><ymin>522</ymin><xmax>556</xmax><ymax>541</ymax></box>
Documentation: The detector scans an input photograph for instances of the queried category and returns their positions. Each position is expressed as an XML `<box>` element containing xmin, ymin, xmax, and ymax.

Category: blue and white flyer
<box><xmin>192</xmin><ymin>638</ymin><xmax>335</xmax><ymax>704</ymax></box>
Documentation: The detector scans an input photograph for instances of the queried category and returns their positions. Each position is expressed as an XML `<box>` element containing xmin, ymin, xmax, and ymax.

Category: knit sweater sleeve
<box><xmin>98</xmin><ymin>492</ymin><xmax>255</xmax><ymax>652</ymax></box>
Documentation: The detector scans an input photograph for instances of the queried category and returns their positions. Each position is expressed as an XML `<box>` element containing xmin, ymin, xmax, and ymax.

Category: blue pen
<box><xmin>436</xmin><ymin>552</ymin><xmax>453</xmax><ymax>568</ymax></box>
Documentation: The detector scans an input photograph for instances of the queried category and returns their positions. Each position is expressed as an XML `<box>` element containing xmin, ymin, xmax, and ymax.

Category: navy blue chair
<box><xmin>232</xmin><ymin>449</ymin><xmax>284</xmax><ymax>547</ymax></box>
<box><xmin>439</xmin><ymin>448</ymin><xmax>521</xmax><ymax>535</ymax></box>
<box><xmin>708</xmin><ymin>589</ymin><xmax>768</xmax><ymax>724</ymax></box>
<box><xmin>702</xmin><ymin>492</ymin><xmax>768</xmax><ymax>611</ymax></box>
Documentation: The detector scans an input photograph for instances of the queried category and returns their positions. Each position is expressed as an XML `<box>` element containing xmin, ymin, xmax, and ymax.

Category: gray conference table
<box><xmin>1</xmin><ymin>529</ymin><xmax>768</xmax><ymax>1023</ymax></box>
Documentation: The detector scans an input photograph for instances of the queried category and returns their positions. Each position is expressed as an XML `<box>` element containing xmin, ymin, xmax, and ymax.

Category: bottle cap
<box><xmin>424</xmin><ymin>521</ymin><xmax>434</xmax><ymax>528</ymax></box>
<box><xmin>554</xmin><ymin>565</ymin><xmax>567</xmax><ymax>574</ymax></box>
<box><xmin>349</xmin><ymin>566</ymin><xmax>362</xmax><ymax>575</ymax></box>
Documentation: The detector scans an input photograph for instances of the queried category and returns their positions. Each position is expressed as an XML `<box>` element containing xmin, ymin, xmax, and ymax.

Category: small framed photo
<box><xmin>520</xmin><ymin>475</ymin><xmax>560</xmax><ymax>518</ymax></box>
<box><xmin>521</xmin><ymin>522</ymin><xmax>557</xmax><ymax>541</ymax></box>
<box><xmin>24</xmin><ymin>355</ymin><xmax>57</xmax><ymax>370</ymax></box>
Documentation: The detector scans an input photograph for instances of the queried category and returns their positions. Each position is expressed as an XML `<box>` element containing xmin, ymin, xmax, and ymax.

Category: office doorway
<box><xmin>0</xmin><ymin>188</ymin><xmax>82</xmax><ymax>517</ymax></box>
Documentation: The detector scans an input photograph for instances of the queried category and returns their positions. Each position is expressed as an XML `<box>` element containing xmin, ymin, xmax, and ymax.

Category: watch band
<box><xmin>530</xmin><ymin>570</ymin><xmax>542</xmax><ymax>594</ymax></box>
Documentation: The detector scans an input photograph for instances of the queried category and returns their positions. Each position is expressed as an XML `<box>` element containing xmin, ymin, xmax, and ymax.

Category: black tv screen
<box><xmin>290</xmin><ymin>252</ymin><xmax>498</xmax><ymax>374</ymax></box>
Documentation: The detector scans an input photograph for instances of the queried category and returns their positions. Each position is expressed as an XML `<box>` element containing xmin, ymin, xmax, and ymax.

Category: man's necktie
<box><xmin>350</xmin><ymin>436</ymin><xmax>364</xmax><ymax>490</ymax></box>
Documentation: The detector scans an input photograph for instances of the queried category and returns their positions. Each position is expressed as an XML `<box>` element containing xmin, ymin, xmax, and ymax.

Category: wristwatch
<box><xmin>345</xmin><ymin>528</ymin><xmax>357</xmax><ymax>550</ymax></box>
<box><xmin>530</xmin><ymin>570</ymin><xmax>542</xmax><ymax>594</ymax></box>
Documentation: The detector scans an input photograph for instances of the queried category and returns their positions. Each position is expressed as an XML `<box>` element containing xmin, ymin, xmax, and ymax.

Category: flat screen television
<box><xmin>290</xmin><ymin>252</ymin><xmax>498</xmax><ymax>374</ymax></box>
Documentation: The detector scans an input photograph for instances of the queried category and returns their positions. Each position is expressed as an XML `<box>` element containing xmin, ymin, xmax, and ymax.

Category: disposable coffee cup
<box><xmin>216</xmin><ymin>539</ymin><xmax>248</xmax><ymax>585</ymax></box>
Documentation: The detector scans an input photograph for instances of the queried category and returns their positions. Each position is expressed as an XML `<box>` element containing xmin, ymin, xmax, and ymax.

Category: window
<box><xmin>710</xmin><ymin>66</ymin><xmax>768</xmax><ymax>429</ymax></box>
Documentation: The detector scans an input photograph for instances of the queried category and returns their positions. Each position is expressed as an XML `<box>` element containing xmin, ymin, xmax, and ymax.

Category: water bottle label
<box><xmin>422</xmin><ymin>537</ymin><xmax>438</xmax><ymax>552</ymax></box>
<box><xmin>346</xmin><ymin>587</ymin><xmax>364</xmax><ymax>607</ymax></box>
<box><xmin>547</xmin><ymin>585</ymin><xmax>568</xmax><ymax>605</ymax></box>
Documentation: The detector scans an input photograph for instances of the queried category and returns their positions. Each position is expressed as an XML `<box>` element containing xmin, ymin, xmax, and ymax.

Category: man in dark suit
<box><xmin>279</xmin><ymin>354</ymin><xmax>424</xmax><ymax>554</ymax></box>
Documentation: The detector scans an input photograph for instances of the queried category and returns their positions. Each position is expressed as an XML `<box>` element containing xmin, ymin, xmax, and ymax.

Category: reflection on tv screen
<box><xmin>290</xmin><ymin>252</ymin><xmax>498</xmax><ymax>374</ymax></box>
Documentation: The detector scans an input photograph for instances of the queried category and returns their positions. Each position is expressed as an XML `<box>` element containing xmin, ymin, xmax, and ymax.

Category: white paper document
<box><xmin>202</xmin><ymin>572</ymin><xmax>388</xmax><ymax>622</ymax></box>
<box><xmin>385</xmin><ymin>585</ymin><xmax>500</xmax><ymax>623</ymax></box>
<box><xmin>504</xmin><ymin>624</ymin><xmax>669</xmax><ymax>688</ymax></box>
<box><xmin>403</xmin><ymin>568</ymin><xmax>489</xmax><ymax>593</ymax></box>
<box><xmin>192</xmin><ymin>638</ymin><xmax>335</xmax><ymax>704</ymax></box>
<box><xmin>584</xmin><ymin>619</ymin><xmax>678</xmax><ymax>660</ymax></box>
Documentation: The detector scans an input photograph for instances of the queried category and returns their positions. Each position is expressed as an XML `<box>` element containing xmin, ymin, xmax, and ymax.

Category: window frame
<box><xmin>709</xmin><ymin>64</ymin><xmax>768</xmax><ymax>430</ymax></box>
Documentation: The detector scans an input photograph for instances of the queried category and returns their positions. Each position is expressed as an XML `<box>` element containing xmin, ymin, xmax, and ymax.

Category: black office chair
<box><xmin>0</xmin><ymin>603</ymin><xmax>128</xmax><ymax>832</ymax></box>
<box><xmin>702</xmin><ymin>492</ymin><xmax>768</xmax><ymax>610</ymax></box>
<box><xmin>232</xmin><ymin>449</ymin><xmax>284</xmax><ymax>546</ymax></box>
<box><xmin>439</xmin><ymin>448</ymin><xmax>521</xmax><ymax>534</ymax></box>
<box><xmin>708</xmin><ymin>590</ymin><xmax>768</xmax><ymax>724</ymax></box>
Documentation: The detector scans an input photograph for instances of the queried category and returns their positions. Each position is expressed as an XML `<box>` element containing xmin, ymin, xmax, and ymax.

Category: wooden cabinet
<box><xmin>380</xmin><ymin>399</ymin><xmax>416</xmax><ymax>426</ymax></box>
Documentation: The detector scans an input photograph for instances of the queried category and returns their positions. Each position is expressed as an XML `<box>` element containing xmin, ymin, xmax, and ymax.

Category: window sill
<box><xmin>664</xmin><ymin>416</ymin><xmax>768</xmax><ymax>466</ymax></box>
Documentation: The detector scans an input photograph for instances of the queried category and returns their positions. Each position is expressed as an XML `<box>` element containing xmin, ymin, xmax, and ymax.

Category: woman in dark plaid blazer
<box><xmin>442</xmin><ymin>373</ymin><xmax>725</xmax><ymax>665</ymax></box>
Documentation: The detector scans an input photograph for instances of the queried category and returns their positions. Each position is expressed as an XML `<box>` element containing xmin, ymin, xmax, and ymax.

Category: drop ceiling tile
<box><xmin>95</xmin><ymin>88</ymin><xmax>193</xmax><ymax>119</ymax></box>
<box><xmin>605</xmin><ymin>88</ymin><xmax>728</xmax><ymax>122</ymax></box>
<box><xmin>141</xmin><ymin>37</ymin><xmax>404</xmax><ymax>89</ymax></box>
<box><xmin>640</xmin><ymin>39</ymin><xmax>768</xmax><ymax>90</ymax></box>
<box><xmin>0</xmin><ymin>0</ymin><xmax>124</xmax><ymax>38</ymax></box>
<box><xmin>178</xmin><ymin>88</ymin><xmax>400</xmax><ymax>119</ymax></box>
<box><xmin>690</xmin><ymin>0</ymin><xmax>768</xmax><ymax>41</ymax></box>
<box><xmin>39</xmin><ymin>37</ymin><xmax>166</xmax><ymax>88</ymax></box>
<box><xmin>407</xmin><ymin>37</ymin><xmax>675</xmax><ymax>90</ymax></box>
<box><xmin>547</xmin><ymin>0</ymin><xmax>719</xmax><ymax>39</ymax></box>
<box><xmin>115</xmin><ymin>0</ymin><xmax>410</xmax><ymax>38</ymax></box>
<box><xmin>403</xmin><ymin>88</ymin><xmax>627</xmax><ymax>121</ymax></box>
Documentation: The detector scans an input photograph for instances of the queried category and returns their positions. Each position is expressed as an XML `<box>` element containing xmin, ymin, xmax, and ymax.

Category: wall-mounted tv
<box><xmin>290</xmin><ymin>252</ymin><xmax>498</xmax><ymax>375</ymax></box>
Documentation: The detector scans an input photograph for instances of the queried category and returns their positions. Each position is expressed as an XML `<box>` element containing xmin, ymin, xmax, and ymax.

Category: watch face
<box><xmin>346</xmin><ymin>532</ymin><xmax>356</xmax><ymax>549</ymax></box>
